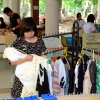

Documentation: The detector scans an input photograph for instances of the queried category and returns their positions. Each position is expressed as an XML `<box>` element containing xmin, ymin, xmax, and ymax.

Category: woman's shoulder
<box><xmin>16</xmin><ymin>37</ymin><xmax>22</xmax><ymax>40</ymax></box>
<box><xmin>37</xmin><ymin>38</ymin><xmax>44</xmax><ymax>42</ymax></box>
<box><xmin>11</xmin><ymin>37</ymin><xmax>25</xmax><ymax>48</ymax></box>
<box><xmin>14</xmin><ymin>37</ymin><xmax>23</xmax><ymax>42</ymax></box>
<box><xmin>36</xmin><ymin>38</ymin><xmax>45</xmax><ymax>45</ymax></box>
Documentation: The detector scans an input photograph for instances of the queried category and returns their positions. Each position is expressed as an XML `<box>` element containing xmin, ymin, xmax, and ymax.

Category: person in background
<box><xmin>41</xmin><ymin>14</ymin><xmax>45</xmax><ymax>24</ymax></box>
<box><xmin>41</xmin><ymin>15</ymin><xmax>45</xmax><ymax>36</ymax></box>
<box><xmin>2</xmin><ymin>7</ymin><xmax>21</xmax><ymax>37</ymax></box>
<box><xmin>75</xmin><ymin>13</ymin><xmax>86</xmax><ymax>29</ymax></box>
<box><xmin>83</xmin><ymin>14</ymin><xmax>98</xmax><ymax>34</ymax></box>
<box><xmin>10</xmin><ymin>17</ymin><xmax>46</xmax><ymax>98</ymax></box>
<box><xmin>0</xmin><ymin>17</ymin><xmax>7</xmax><ymax>28</ymax></box>
<box><xmin>42</xmin><ymin>18</ymin><xmax>45</xmax><ymax>31</ymax></box>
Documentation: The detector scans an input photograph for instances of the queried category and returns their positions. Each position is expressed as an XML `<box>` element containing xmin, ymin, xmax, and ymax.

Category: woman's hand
<box><xmin>1</xmin><ymin>31</ymin><xmax>5</xmax><ymax>35</ymax></box>
<box><xmin>24</xmin><ymin>54</ymin><xmax>33</xmax><ymax>61</ymax></box>
<box><xmin>9</xmin><ymin>28</ymin><xmax>13</xmax><ymax>32</ymax></box>
<box><xmin>10</xmin><ymin>54</ymin><xmax>34</xmax><ymax>66</ymax></box>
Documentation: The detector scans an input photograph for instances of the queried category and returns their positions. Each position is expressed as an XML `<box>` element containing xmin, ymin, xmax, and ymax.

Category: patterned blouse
<box><xmin>11</xmin><ymin>37</ymin><xmax>46</xmax><ymax>98</ymax></box>
<box><xmin>11</xmin><ymin>37</ymin><xmax>46</xmax><ymax>56</ymax></box>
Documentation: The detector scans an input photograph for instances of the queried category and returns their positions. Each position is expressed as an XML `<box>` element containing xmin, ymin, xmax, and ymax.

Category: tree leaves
<box><xmin>0</xmin><ymin>0</ymin><xmax>3</xmax><ymax>9</ymax></box>
<box><xmin>39</xmin><ymin>0</ymin><xmax>45</xmax><ymax>14</ymax></box>
<box><xmin>91</xmin><ymin>0</ymin><xmax>98</xmax><ymax>5</ymax></box>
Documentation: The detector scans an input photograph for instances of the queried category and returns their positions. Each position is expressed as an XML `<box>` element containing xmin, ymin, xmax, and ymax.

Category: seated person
<box><xmin>83</xmin><ymin>14</ymin><xmax>98</xmax><ymax>33</ymax></box>
<box><xmin>74</xmin><ymin>13</ymin><xmax>86</xmax><ymax>29</ymax></box>
<box><xmin>0</xmin><ymin>17</ymin><xmax>7</xmax><ymax>28</ymax></box>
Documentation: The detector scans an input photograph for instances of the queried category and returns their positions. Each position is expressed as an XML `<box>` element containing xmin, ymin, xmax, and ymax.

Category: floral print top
<box><xmin>11</xmin><ymin>37</ymin><xmax>46</xmax><ymax>56</ymax></box>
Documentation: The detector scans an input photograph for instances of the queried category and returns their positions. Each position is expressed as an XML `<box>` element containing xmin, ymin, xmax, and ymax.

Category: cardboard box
<box><xmin>0</xmin><ymin>32</ymin><xmax>17</xmax><ymax>45</ymax></box>
<box><xmin>79</xmin><ymin>29</ymin><xmax>84</xmax><ymax>37</ymax></box>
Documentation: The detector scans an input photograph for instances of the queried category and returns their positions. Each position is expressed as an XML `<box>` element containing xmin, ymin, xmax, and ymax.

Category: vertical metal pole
<box><xmin>76</xmin><ymin>21</ymin><xmax>79</xmax><ymax>62</ymax></box>
<box><xmin>72</xmin><ymin>21</ymin><xmax>75</xmax><ymax>66</ymax></box>
<box><xmin>72</xmin><ymin>21</ymin><xmax>75</xmax><ymax>94</ymax></box>
<box><xmin>71</xmin><ymin>21</ymin><xmax>79</xmax><ymax>93</ymax></box>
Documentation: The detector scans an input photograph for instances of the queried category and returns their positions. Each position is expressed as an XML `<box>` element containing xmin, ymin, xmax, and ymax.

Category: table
<box><xmin>0</xmin><ymin>30</ymin><xmax>17</xmax><ymax>54</ymax></box>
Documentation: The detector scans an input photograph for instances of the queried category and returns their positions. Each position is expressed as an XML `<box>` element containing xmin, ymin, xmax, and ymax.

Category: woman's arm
<box><xmin>10</xmin><ymin>54</ymin><xmax>33</xmax><ymax>66</ymax></box>
<box><xmin>10</xmin><ymin>58</ymin><xmax>26</xmax><ymax>66</ymax></box>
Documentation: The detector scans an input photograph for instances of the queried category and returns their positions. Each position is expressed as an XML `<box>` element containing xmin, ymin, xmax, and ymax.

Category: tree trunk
<box><xmin>91</xmin><ymin>4</ymin><xmax>94</xmax><ymax>14</ymax></box>
<box><xmin>67</xmin><ymin>5</ymin><xmax>70</xmax><ymax>15</ymax></box>
<box><xmin>82</xmin><ymin>0</ymin><xmax>89</xmax><ymax>18</ymax></box>
<box><xmin>59</xmin><ymin>0</ymin><xmax>62</xmax><ymax>22</ymax></box>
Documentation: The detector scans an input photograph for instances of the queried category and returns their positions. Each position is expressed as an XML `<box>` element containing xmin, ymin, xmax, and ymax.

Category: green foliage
<box><xmin>59</xmin><ymin>0</ymin><xmax>98</xmax><ymax>14</ymax></box>
<box><xmin>0</xmin><ymin>0</ymin><xmax>3</xmax><ymax>9</ymax></box>
<box><xmin>91</xmin><ymin>0</ymin><xmax>98</xmax><ymax>5</ymax></box>
<box><xmin>0</xmin><ymin>0</ymin><xmax>3</xmax><ymax>13</ymax></box>
<box><xmin>0</xmin><ymin>0</ymin><xmax>98</xmax><ymax>15</ymax></box>
<box><xmin>39</xmin><ymin>0</ymin><xmax>45</xmax><ymax>14</ymax></box>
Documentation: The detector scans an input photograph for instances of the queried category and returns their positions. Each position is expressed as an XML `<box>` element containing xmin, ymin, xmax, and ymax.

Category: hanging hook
<box><xmin>93</xmin><ymin>49</ymin><xmax>94</xmax><ymax>61</ymax></box>
<box><xmin>98</xmin><ymin>51</ymin><xmax>99</xmax><ymax>56</ymax></box>
<box><xmin>97</xmin><ymin>51</ymin><xmax>99</xmax><ymax>62</ymax></box>
<box><xmin>97</xmin><ymin>51</ymin><xmax>100</xmax><ymax>62</ymax></box>
<box><xmin>84</xmin><ymin>47</ymin><xmax>87</xmax><ymax>54</ymax></box>
<box><xmin>86</xmin><ymin>48</ymin><xmax>87</xmax><ymax>53</ymax></box>
<box><xmin>89</xmin><ymin>48</ymin><xmax>93</xmax><ymax>59</ymax></box>
<box><xmin>91</xmin><ymin>48</ymin><xmax>92</xmax><ymax>53</ymax></box>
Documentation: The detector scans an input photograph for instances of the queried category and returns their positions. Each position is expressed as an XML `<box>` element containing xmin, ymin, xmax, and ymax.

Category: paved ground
<box><xmin>0</xmin><ymin>58</ymin><xmax>12</xmax><ymax>98</ymax></box>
